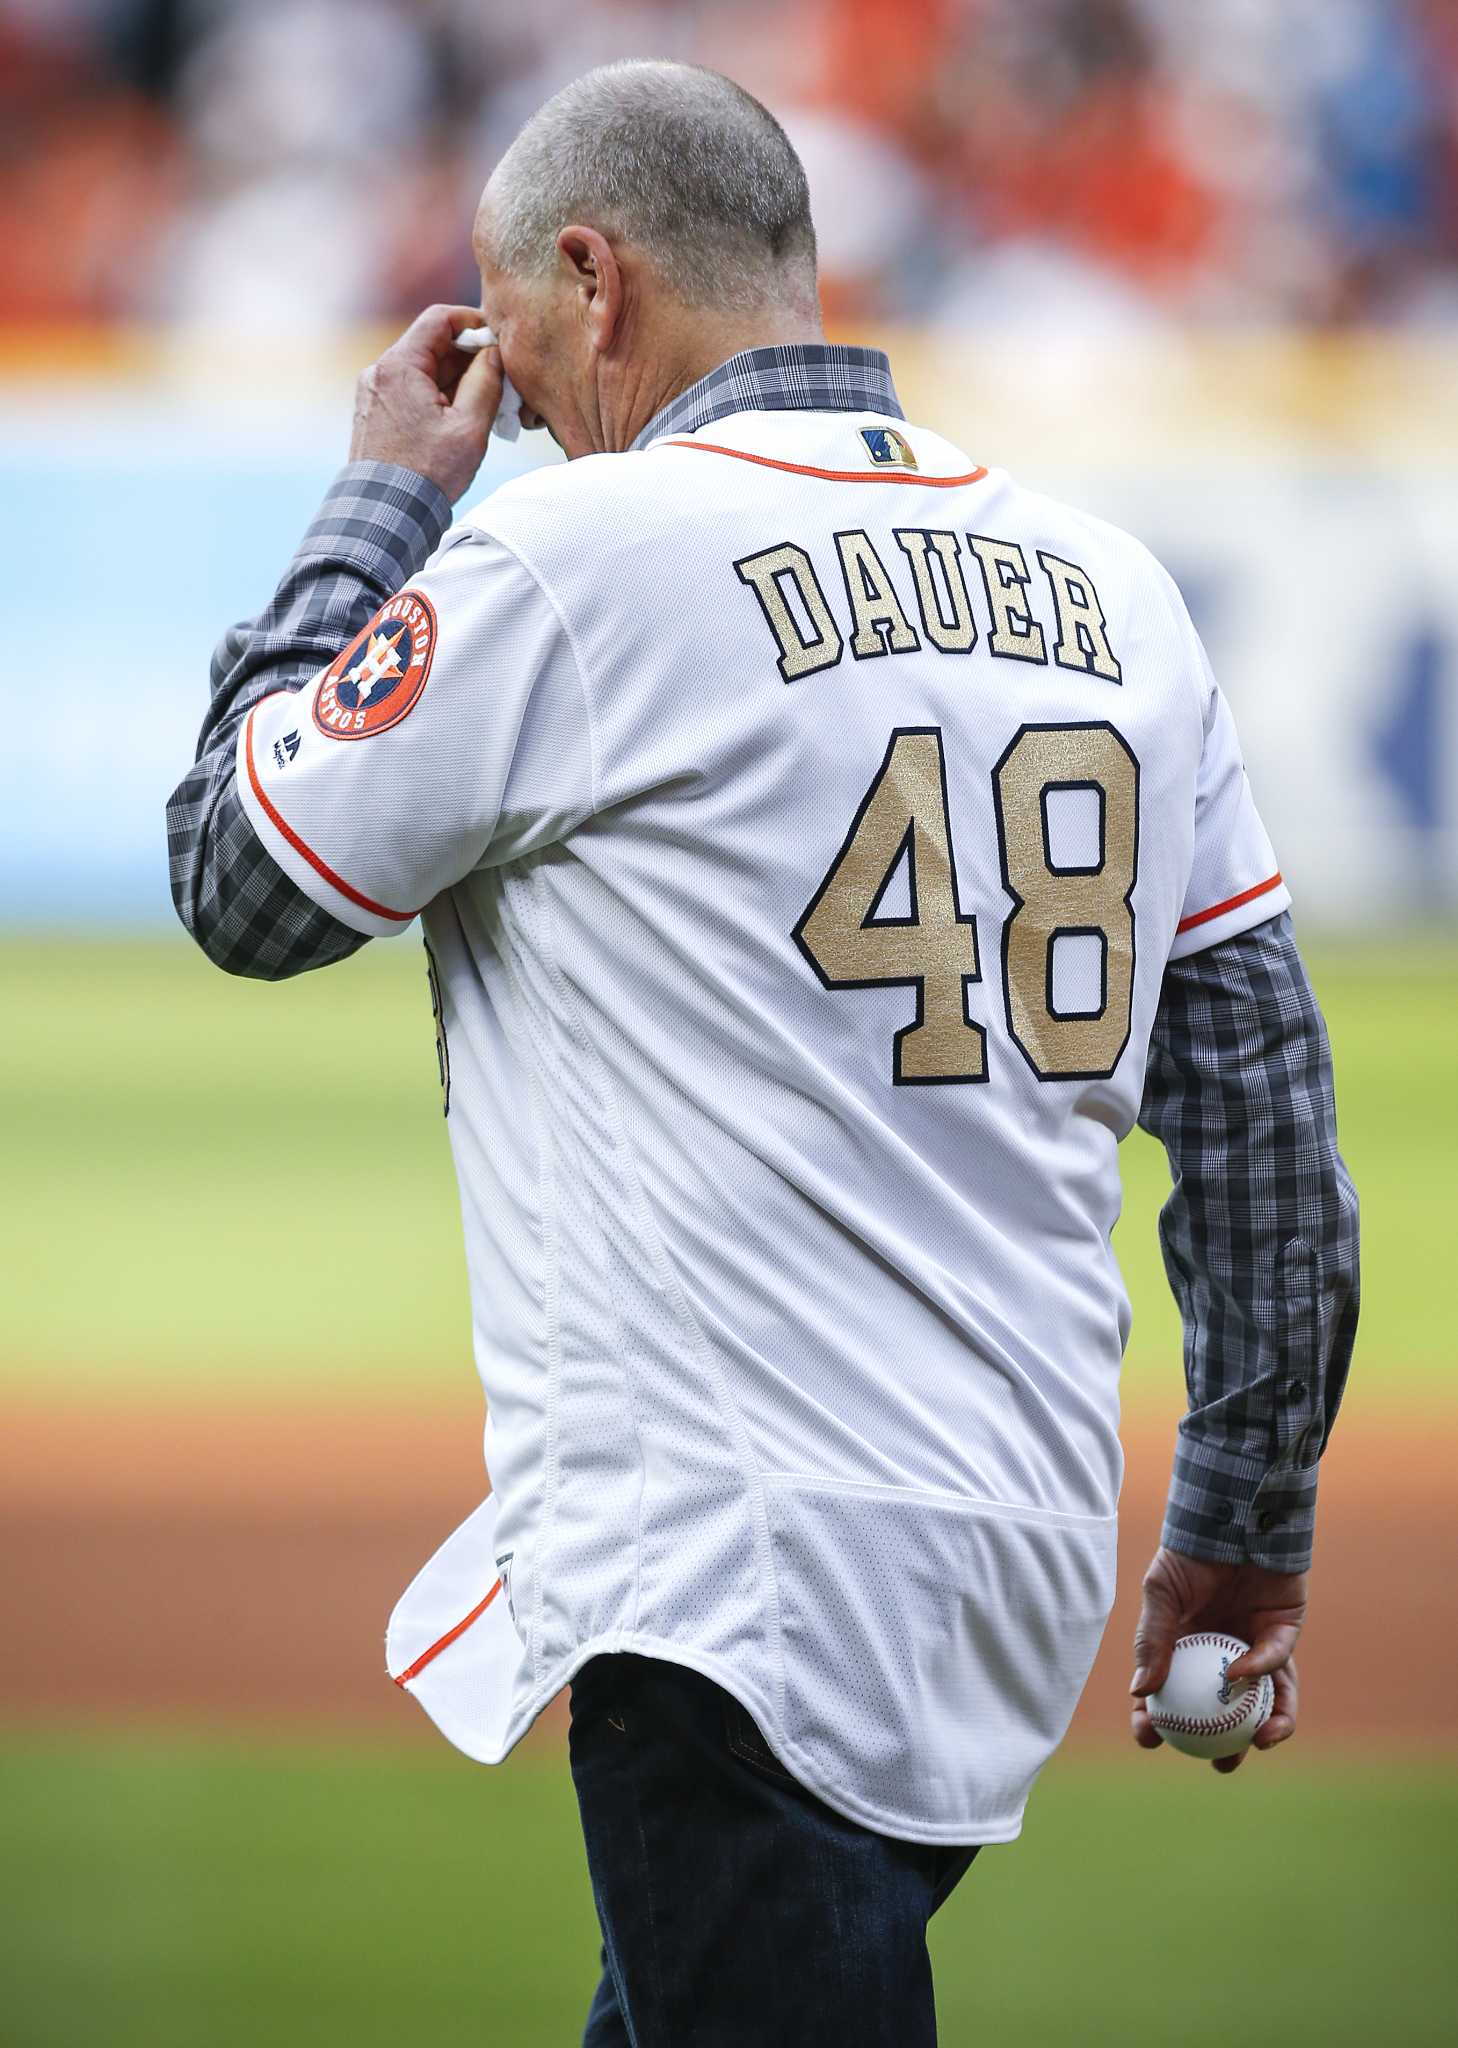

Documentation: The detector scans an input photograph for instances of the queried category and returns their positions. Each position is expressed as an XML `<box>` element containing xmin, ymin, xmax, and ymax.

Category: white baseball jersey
<box><xmin>239</xmin><ymin>404</ymin><xmax>1287</xmax><ymax>1843</ymax></box>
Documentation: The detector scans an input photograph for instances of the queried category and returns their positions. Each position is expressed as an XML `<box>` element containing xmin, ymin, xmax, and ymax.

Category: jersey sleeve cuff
<box><xmin>1168</xmin><ymin>873</ymin><xmax>1290</xmax><ymax>960</ymax></box>
<box><xmin>234</xmin><ymin>699</ymin><xmax>419</xmax><ymax>940</ymax></box>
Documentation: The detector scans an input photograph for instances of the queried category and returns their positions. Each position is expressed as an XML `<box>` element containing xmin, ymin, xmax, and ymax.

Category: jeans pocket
<box><xmin>722</xmin><ymin>1695</ymin><xmax>794</xmax><ymax>1783</ymax></box>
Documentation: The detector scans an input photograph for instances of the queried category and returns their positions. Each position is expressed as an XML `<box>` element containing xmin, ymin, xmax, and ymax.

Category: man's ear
<box><xmin>557</xmin><ymin>225</ymin><xmax>622</xmax><ymax>354</ymax></box>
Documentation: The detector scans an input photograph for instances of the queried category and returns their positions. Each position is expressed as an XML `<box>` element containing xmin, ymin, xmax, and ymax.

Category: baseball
<box><xmin>1146</xmin><ymin>1633</ymin><xmax>1275</xmax><ymax>1759</ymax></box>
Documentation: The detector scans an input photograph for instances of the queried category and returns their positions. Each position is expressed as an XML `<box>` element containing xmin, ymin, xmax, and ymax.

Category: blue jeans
<box><xmin>568</xmin><ymin>1653</ymin><xmax>979</xmax><ymax>2046</ymax></box>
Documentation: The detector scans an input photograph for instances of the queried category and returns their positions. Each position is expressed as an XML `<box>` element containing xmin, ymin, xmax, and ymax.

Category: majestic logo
<box><xmin>861</xmin><ymin>426</ymin><xmax>918</xmax><ymax>470</ymax></box>
<box><xmin>314</xmin><ymin>590</ymin><xmax>437</xmax><ymax>740</ymax></box>
<box><xmin>272</xmin><ymin>729</ymin><xmax>301</xmax><ymax>769</ymax></box>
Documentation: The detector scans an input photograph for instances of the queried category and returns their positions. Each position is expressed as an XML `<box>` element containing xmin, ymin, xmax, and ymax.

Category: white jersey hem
<box><xmin>505</xmin><ymin>1633</ymin><xmax>1026</xmax><ymax>1847</ymax></box>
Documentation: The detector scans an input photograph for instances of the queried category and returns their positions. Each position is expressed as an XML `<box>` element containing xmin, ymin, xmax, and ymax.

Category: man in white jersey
<box><xmin>169</xmin><ymin>61</ymin><xmax>1358</xmax><ymax>2047</ymax></box>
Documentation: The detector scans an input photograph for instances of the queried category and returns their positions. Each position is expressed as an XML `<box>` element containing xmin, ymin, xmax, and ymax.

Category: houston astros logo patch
<box><xmin>314</xmin><ymin>590</ymin><xmax>437</xmax><ymax>740</ymax></box>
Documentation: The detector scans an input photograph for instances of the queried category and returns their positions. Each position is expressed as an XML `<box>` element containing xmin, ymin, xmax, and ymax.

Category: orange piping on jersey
<box><xmin>663</xmin><ymin>439</ymin><xmax>989</xmax><ymax>487</ymax></box>
<box><xmin>243</xmin><ymin>706</ymin><xmax>417</xmax><ymax>925</ymax></box>
<box><xmin>1177</xmin><ymin>872</ymin><xmax>1284</xmax><ymax>934</ymax></box>
<box><xmin>393</xmin><ymin>1577</ymin><xmax>504</xmax><ymax>1688</ymax></box>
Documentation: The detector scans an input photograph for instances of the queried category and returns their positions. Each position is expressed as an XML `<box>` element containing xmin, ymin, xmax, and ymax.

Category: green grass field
<box><xmin>4</xmin><ymin>933</ymin><xmax>1454</xmax><ymax>2045</ymax></box>
<box><xmin>3</xmin><ymin>933</ymin><xmax>1454</xmax><ymax>1401</ymax></box>
<box><xmin>1</xmin><ymin>1738</ymin><xmax>1451</xmax><ymax>2047</ymax></box>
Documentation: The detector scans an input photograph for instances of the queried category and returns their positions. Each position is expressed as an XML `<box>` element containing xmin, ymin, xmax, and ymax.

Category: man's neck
<box><xmin>612</xmin><ymin>312</ymin><xmax>827</xmax><ymax>453</ymax></box>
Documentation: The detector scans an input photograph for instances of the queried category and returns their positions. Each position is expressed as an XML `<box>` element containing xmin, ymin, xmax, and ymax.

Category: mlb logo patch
<box><xmin>861</xmin><ymin>426</ymin><xmax>917</xmax><ymax>470</ymax></box>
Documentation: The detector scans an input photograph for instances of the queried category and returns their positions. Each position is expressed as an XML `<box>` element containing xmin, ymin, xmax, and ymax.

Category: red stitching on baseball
<box><xmin>1151</xmin><ymin>1690</ymin><xmax>1270</xmax><ymax>1737</ymax></box>
<box><xmin>1149</xmin><ymin>1636</ymin><xmax>1274</xmax><ymax>1737</ymax></box>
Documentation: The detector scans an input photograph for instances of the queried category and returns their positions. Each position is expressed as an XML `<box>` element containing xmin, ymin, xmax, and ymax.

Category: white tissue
<box><xmin>455</xmin><ymin>325</ymin><xmax>522</xmax><ymax>442</ymax></box>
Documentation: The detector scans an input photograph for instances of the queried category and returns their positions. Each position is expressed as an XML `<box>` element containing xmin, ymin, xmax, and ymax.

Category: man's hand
<box><xmin>1130</xmin><ymin>1546</ymin><xmax>1306</xmax><ymax>1774</ymax></box>
<box><xmin>348</xmin><ymin>304</ymin><xmax>504</xmax><ymax>504</ymax></box>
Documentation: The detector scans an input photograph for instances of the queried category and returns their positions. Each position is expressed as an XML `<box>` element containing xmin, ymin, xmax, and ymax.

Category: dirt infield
<box><xmin>2</xmin><ymin>1392</ymin><xmax>1451</xmax><ymax>1750</ymax></box>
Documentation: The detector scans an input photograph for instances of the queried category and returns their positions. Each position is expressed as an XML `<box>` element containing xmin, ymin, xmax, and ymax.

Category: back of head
<box><xmin>488</xmin><ymin>60</ymin><xmax>818</xmax><ymax>315</ymax></box>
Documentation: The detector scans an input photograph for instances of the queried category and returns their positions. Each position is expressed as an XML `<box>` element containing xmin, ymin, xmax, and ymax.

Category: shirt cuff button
<box><xmin>1214</xmin><ymin>1500</ymin><xmax>1236</xmax><ymax>1525</ymax></box>
<box><xmin>1257</xmin><ymin>1509</ymin><xmax>1284</xmax><ymax>1533</ymax></box>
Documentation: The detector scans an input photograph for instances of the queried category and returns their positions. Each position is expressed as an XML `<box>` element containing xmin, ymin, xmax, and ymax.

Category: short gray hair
<box><xmin>486</xmin><ymin>61</ymin><xmax>818</xmax><ymax>312</ymax></box>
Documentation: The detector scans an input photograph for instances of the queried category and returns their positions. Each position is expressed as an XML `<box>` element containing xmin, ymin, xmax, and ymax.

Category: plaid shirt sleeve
<box><xmin>1137</xmin><ymin>910</ymin><xmax>1359</xmax><ymax>1574</ymax></box>
<box><xmin>166</xmin><ymin>461</ymin><xmax>451</xmax><ymax>978</ymax></box>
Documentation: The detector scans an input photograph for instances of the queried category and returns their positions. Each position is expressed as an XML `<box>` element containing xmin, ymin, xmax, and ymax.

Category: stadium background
<box><xmin>1</xmin><ymin>2</ymin><xmax>1454</xmax><ymax>2042</ymax></box>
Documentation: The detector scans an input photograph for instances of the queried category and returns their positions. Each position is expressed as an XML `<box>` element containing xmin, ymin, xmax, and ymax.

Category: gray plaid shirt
<box><xmin>166</xmin><ymin>343</ymin><xmax>1358</xmax><ymax>1575</ymax></box>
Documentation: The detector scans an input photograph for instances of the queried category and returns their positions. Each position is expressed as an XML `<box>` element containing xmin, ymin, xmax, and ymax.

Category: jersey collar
<box><xmin>633</xmin><ymin>344</ymin><xmax>903</xmax><ymax>452</ymax></box>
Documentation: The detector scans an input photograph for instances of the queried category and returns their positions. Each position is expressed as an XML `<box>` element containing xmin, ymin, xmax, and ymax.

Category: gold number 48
<box><xmin>794</xmin><ymin>723</ymin><xmax>1140</xmax><ymax>1085</ymax></box>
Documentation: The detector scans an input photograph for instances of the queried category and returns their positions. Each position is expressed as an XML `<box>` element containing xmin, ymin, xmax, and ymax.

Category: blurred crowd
<box><xmin>4</xmin><ymin>0</ymin><xmax>1458</xmax><ymax>335</ymax></box>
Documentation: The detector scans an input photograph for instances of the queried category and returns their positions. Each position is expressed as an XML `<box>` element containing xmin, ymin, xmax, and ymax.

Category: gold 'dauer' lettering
<box><xmin>834</xmin><ymin>529</ymin><xmax>921</xmax><ymax>659</ymax></box>
<box><xmin>1036</xmin><ymin>551</ymin><xmax>1123</xmax><ymax>683</ymax></box>
<box><xmin>734</xmin><ymin>529</ymin><xmax>1121</xmax><ymax>685</ymax></box>
<box><xmin>733</xmin><ymin>542</ymin><xmax>843</xmax><ymax>682</ymax></box>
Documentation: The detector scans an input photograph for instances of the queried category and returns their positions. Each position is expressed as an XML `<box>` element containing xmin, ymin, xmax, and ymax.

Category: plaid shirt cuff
<box><xmin>1162</xmin><ymin>1432</ymin><xmax>1320</xmax><ymax>1571</ymax></box>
